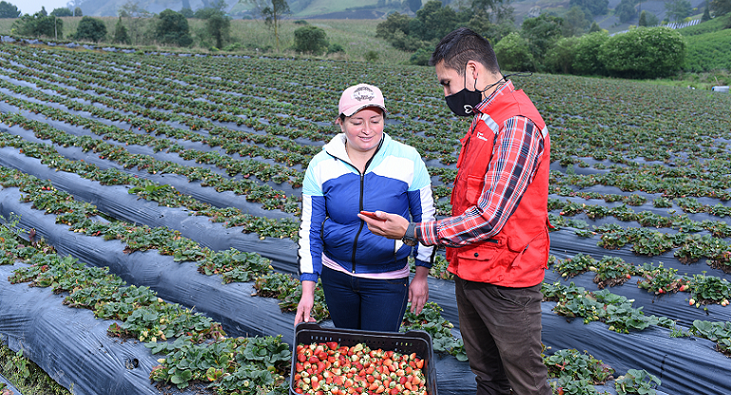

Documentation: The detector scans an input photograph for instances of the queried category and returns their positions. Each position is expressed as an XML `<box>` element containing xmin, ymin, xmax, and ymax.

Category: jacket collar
<box><xmin>324</xmin><ymin>132</ymin><xmax>389</xmax><ymax>164</ymax></box>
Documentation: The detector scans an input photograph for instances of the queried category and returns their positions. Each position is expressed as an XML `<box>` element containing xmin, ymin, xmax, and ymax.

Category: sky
<box><xmin>8</xmin><ymin>0</ymin><xmax>72</xmax><ymax>15</ymax></box>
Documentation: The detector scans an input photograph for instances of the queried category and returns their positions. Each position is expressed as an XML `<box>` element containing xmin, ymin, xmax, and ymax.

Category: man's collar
<box><xmin>475</xmin><ymin>80</ymin><xmax>514</xmax><ymax>114</ymax></box>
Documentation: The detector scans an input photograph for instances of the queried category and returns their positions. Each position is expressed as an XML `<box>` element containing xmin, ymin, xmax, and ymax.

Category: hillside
<box><xmin>72</xmin><ymin>0</ymin><xmax>706</xmax><ymax>33</ymax></box>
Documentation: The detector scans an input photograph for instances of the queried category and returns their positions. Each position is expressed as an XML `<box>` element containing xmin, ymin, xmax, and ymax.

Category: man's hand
<box><xmin>358</xmin><ymin>211</ymin><xmax>410</xmax><ymax>239</ymax></box>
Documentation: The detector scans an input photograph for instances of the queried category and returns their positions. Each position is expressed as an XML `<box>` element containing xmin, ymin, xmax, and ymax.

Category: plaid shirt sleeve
<box><xmin>417</xmin><ymin>116</ymin><xmax>545</xmax><ymax>247</ymax></box>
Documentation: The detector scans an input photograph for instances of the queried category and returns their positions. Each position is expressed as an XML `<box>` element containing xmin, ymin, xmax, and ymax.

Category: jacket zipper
<box><xmin>351</xmin><ymin>171</ymin><xmax>366</xmax><ymax>273</ymax></box>
<box><xmin>342</xmin><ymin>141</ymin><xmax>383</xmax><ymax>274</ymax></box>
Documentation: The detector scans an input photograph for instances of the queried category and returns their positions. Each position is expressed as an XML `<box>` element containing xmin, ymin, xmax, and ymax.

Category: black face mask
<box><xmin>444</xmin><ymin>70</ymin><xmax>507</xmax><ymax>117</ymax></box>
<box><xmin>445</xmin><ymin>87</ymin><xmax>483</xmax><ymax>117</ymax></box>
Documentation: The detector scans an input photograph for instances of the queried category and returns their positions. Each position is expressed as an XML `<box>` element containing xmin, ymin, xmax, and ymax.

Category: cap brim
<box><xmin>341</xmin><ymin>104</ymin><xmax>387</xmax><ymax>117</ymax></box>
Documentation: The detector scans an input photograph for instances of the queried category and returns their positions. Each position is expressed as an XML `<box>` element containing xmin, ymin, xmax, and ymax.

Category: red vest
<box><xmin>446</xmin><ymin>87</ymin><xmax>551</xmax><ymax>287</ymax></box>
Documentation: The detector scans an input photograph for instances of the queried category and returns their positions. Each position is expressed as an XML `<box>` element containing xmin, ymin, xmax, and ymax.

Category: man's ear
<box><xmin>466</xmin><ymin>60</ymin><xmax>480</xmax><ymax>79</ymax></box>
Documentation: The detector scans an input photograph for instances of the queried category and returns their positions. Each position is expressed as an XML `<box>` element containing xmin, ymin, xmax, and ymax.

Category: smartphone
<box><xmin>360</xmin><ymin>211</ymin><xmax>384</xmax><ymax>221</ymax></box>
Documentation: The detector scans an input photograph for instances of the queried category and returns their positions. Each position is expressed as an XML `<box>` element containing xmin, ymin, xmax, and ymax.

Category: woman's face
<box><xmin>340</xmin><ymin>107</ymin><xmax>384</xmax><ymax>154</ymax></box>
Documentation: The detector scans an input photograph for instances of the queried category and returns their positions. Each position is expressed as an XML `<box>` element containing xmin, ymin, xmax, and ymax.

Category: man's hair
<box><xmin>429</xmin><ymin>27</ymin><xmax>500</xmax><ymax>76</ymax></box>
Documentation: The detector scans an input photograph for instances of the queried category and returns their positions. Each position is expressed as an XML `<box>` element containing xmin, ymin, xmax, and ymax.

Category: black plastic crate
<box><xmin>291</xmin><ymin>322</ymin><xmax>437</xmax><ymax>395</ymax></box>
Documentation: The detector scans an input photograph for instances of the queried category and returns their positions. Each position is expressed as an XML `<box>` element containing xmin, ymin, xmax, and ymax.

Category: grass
<box><xmin>683</xmin><ymin>28</ymin><xmax>731</xmax><ymax>73</ymax></box>
<box><xmin>0</xmin><ymin>343</ymin><xmax>71</xmax><ymax>395</ymax></box>
<box><xmin>0</xmin><ymin>17</ymin><xmax>411</xmax><ymax>64</ymax></box>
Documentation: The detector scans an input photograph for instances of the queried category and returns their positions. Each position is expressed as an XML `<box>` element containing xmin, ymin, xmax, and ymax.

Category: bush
<box><xmin>74</xmin><ymin>16</ymin><xmax>107</xmax><ymax>43</ymax></box>
<box><xmin>545</xmin><ymin>36</ymin><xmax>580</xmax><ymax>74</ymax></box>
<box><xmin>494</xmin><ymin>32</ymin><xmax>535</xmax><ymax>72</ymax></box>
<box><xmin>364</xmin><ymin>50</ymin><xmax>380</xmax><ymax>63</ymax></box>
<box><xmin>572</xmin><ymin>31</ymin><xmax>609</xmax><ymax>75</ymax></box>
<box><xmin>293</xmin><ymin>25</ymin><xmax>329</xmax><ymax>55</ymax></box>
<box><xmin>154</xmin><ymin>9</ymin><xmax>193</xmax><ymax>47</ymax></box>
<box><xmin>408</xmin><ymin>47</ymin><xmax>433</xmax><ymax>66</ymax></box>
<box><xmin>599</xmin><ymin>27</ymin><xmax>686</xmax><ymax>79</ymax></box>
<box><xmin>223</xmin><ymin>42</ymin><xmax>245</xmax><ymax>52</ymax></box>
<box><xmin>327</xmin><ymin>43</ymin><xmax>345</xmax><ymax>54</ymax></box>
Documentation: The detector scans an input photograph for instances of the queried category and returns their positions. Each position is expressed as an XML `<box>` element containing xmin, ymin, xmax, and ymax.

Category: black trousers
<box><xmin>455</xmin><ymin>277</ymin><xmax>551</xmax><ymax>395</ymax></box>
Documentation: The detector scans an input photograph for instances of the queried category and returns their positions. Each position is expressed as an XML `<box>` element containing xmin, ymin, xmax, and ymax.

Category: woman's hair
<box><xmin>336</xmin><ymin>107</ymin><xmax>385</xmax><ymax>125</ymax></box>
<box><xmin>429</xmin><ymin>27</ymin><xmax>500</xmax><ymax>75</ymax></box>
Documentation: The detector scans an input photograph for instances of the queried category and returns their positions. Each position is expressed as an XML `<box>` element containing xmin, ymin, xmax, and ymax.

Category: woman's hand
<box><xmin>294</xmin><ymin>280</ymin><xmax>317</xmax><ymax>326</ymax></box>
<box><xmin>408</xmin><ymin>266</ymin><xmax>430</xmax><ymax>315</ymax></box>
<box><xmin>358</xmin><ymin>211</ymin><xmax>409</xmax><ymax>239</ymax></box>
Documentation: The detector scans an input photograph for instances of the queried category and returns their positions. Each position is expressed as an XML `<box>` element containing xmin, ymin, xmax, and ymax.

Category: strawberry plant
<box><xmin>593</xmin><ymin>256</ymin><xmax>635</xmax><ymax>289</ymax></box>
<box><xmin>401</xmin><ymin>303</ymin><xmax>466</xmax><ymax>360</ymax></box>
<box><xmin>555</xmin><ymin>254</ymin><xmax>597</xmax><ymax>278</ymax></box>
<box><xmin>689</xmin><ymin>320</ymin><xmax>731</xmax><ymax>355</ymax></box>
<box><xmin>614</xmin><ymin>369</ymin><xmax>660</xmax><ymax>395</ymax></box>
<box><xmin>687</xmin><ymin>273</ymin><xmax>731</xmax><ymax>306</ymax></box>
<box><xmin>636</xmin><ymin>263</ymin><xmax>688</xmax><ymax>295</ymax></box>
<box><xmin>545</xmin><ymin>349</ymin><xmax>614</xmax><ymax>384</ymax></box>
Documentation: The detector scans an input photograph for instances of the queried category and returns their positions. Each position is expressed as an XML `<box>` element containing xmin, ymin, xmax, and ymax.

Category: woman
<box><xmin>294</xmin><ymin>83</ymin><xmax>436</xmax><ymax>332</ymax></box>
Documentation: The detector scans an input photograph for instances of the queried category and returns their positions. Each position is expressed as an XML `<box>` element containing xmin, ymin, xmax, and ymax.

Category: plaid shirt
<box><xmin>418</xmin><ymin>81</ymin><xmax>545</xmax><ymax>247</ymax></box>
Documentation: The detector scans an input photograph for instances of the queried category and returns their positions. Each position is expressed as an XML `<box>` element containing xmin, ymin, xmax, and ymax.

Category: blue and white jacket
<box><xmin>298</xmin><ymin>132</ymin><xmax>436</xmax><ymax>283</ymax></box>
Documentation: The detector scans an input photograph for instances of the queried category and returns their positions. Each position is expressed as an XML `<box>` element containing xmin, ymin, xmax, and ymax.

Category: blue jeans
<box><xmin>320</xmin><ymin>265</ymin><xmax>409</xmax><ymax>332</ymax></box>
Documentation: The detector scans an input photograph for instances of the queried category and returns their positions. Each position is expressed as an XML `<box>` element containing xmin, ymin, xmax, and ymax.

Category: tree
<box><xmin>375</xmin><ymin>12</ymin><xmax>410</xmax><ymax>41</ymax></box>
<box><xmin>569</xmin><ymin>0</ymin><xmax>608</xmax><ymax>15</ymax></box>
<box><xmin>467</xmin><ymin>11</ymin><xmax>516</xmax><ymax>43</ymax></box>
<box><xmin>710</xmin><ymin>0</ymin><xmax>731</xmax><ymax>16</ymax></box>
<box><xmin>599</xmin><ymin>26</ymin><xmax>685</xmax><ymax>78</ymax></box>
<box><xmin>154</xmin><ymin>9</ymin><xmax>193</xmax><ymax>47</ymax></box>
<box><xmin>521</xmin><ymin>13</ymin><xmax>563</xmax><ymax>69</ymax></box>
<box><xmin>112</xmin><ymin>17</ymin><xmax>131</xmax><ymax>44</ymax></box>
<box><xmin>50</xmin><ymin>7</ymin><xmax>73</xmax><ymax>17</ymax></box>
<box><xmin>118</xmin><ymin>1</ymin><xmax>150</xmax><ymax>18</ymax></box>
<box><xmin>12</xmin><ymin>11</ymin><xmax>63</xmax><ymax>38</ymax></box>
<box><xmin>205</xmin><ymin>11</ymin><xmax>231</xmax><ymax>49</ymax></box>
<box><xmin>563</xmin><ymin>5</ymin><xmax>590</xmax><ymax>36</ymax></box>
<box><xmin>414</xmin><ymin>0</ymin><xmax>459</xmax><ymax>41</ymax></box>
<box><xmin>293</xmin><ymin>25</ymin><xmax>328</xmax><ymax>55</ymax></box>
<box><xmin>471</xmin><ymin>0</ymin><xmax>512</xmax><ymax>22</ymax></box>
<box><xmin>701</xmin><ymin>2</ymin><xmax>712</xmax><ymax>21</ymax></box>
<box><xmin>572</xmin><ymin>30</ymin><xmax>609</xmax><ymax>75</ymax></box>
<box><xmin>0</xmin><ymin>1</ymin><xmax>20</xmax><ymax>18</ymax></box>
<box><xmin>614</xmin><ymin>0</ymin><xmax>637</xmax><ymax>23</ymax></box>
<box><xmin>588</xmin><ymin>21</ymin><xmax>602</xmax><ymax>32</ymax></box>
<box><xmin>66</xmin><ymin>0</ymin><xmax>83</xmax><ymax>16</ymax></box>
<box><xmin>638</xmin><ymin>9</ymin><xmax>648</xmax><ymax>26</ymax></box>
<box><xmin>74</xmin><ymin>16</ymin><xmax>107</xmax><ymax>42</ymax></box>
<box><xmin>664</xmin><ymin>0</ymin><xmax>692</xmax><ymax>23</ymax></box>
<box><xmin>494</xmin><ymin>32</ymin><xmax>535</xmax><ymax>71</ymax></box>
<box><xmin>243</xmin><ymin>0</ymin><xmax>291</xmax><ymax>51</ymax></box>
<box><xmin>406</xmin><ymin>0</ymin><xmax>422</xmax><ymax>13</ymax></box>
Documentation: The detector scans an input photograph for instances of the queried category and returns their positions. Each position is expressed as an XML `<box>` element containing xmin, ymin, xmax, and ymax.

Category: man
<box><xmin>359</xmin><ymin>27</ymin><xmax>551</xmax><ymax>395</ymax></box>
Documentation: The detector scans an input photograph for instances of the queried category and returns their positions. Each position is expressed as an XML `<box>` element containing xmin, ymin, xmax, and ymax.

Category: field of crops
<box><xmin>1</xmin><ymin>40</ymin><xmax>731</xmax><ymax>395</ymax></box>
